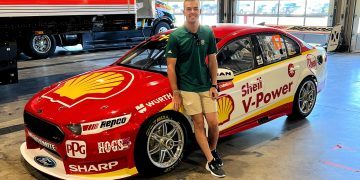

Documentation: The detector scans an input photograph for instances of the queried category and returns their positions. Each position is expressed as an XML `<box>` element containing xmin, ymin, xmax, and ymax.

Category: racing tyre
<box><xmin>289</xmin><ymin>77</ymin><xmax>317</xmax><ymax>119</ymax></box>
<box><xmin>23</xmin><ymin>34</ymin><xmax>56</xmax><ymax>59</ymax></box>
<box><xmin>135</xmin><ymin>112</ymin><xmax>191</xmax><ymax>176</ymax></box>
<box><xmin>154</xmin><ymin>22</ymin><xmax>171</xmax><ymax>34</ymax></box>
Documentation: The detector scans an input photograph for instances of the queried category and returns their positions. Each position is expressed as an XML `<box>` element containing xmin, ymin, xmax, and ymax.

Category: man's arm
<box><xmin>208</xmin><ymin>54</ymin><xmax>218</xmax><ymax>86</ymax></box>
<box><xmin>208</xmin><ymin>54</ymin><xmax>218</xmax><ymax>99</ymax></box>
<box><xmin>167</xmin><ymin>57</ymin><xmax>178</xmax><ymax>91</ymax></box>
<box><xmin>167</xmin><ymin>57</ymin><xmax>181</xmax><ymax>111</ymax></box>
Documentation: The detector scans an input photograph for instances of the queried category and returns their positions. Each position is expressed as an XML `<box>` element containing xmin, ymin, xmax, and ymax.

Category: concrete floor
<box><xmin>0</xmin><ymin>49</ymin><xmax>359</xmax><ymax>180</ymax></box>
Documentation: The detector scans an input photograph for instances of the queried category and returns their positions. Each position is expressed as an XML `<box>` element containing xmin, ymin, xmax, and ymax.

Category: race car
<box><xmin>20</xmin><ymin>24</ymin><xmax>327</xmax><ymax>179</ymax></box>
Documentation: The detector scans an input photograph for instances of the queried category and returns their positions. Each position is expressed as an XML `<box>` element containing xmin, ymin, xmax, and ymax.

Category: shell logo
<box><xmin>217</xmin><ymin>94</ymin><xmax>234</xmax><ymax>125</ymax></box>
<box><xmin>42</xmin><ymin>70</ymin><xmax>134</xmax><ymax>107</ymax></box>
<box><xmin>55</xmin><ymin>72</ymin><xmax>124</xmax><ymax>99</ymax></box>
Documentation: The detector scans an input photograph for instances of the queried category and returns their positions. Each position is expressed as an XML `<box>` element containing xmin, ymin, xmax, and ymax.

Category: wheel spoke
<box><xmin>173</xmin><ymin>140</ymin><xmax>182</xmax><ymax>147</ymax></box>
<box><xmin>162</xmin><ymin>123</ymin><xmax>168</xmax><ymax>136</ymax></box>
<box><xmin>166</xmin><ymin>149</ymin><xmax>175</xmax><ymax>158</ymax></box>
<box><xmin>167</xmin><ymin>128</ymin><xmax>177</xmax><ymax>138</ymax></box>
<box><xmin>150</xmin><ymin>144</ymin><xmax>160</xmax><ymax>155</ymax></box>
<box><xmin>159</xmin><ymin>150</ymin><xmax>166</xmax><ymax>163</ymax></box>
<box><xmin>151</xmin><ymin>134</ymin><xmax>161</xmax><ymax>142</ymax></box>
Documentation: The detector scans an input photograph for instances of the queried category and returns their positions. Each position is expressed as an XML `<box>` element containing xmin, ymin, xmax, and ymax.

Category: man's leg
<box><xmin>191</xmin><ymin>113</ymin><xmax>214</xmax><ymax>162</ymax></box>
<box><xmin>204</xmin><ymin>112</ymin><xmax>219</xmax><ymax>151</ymax></box>
<box><xmin>181</xmin><ymin>91</ymin><xmax>213</xmax><ymax>162</ymax></box>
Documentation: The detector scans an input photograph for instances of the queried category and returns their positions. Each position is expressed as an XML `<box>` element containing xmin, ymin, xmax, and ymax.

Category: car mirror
<box><xmin>217</xmin><ymin>68</ymin><xmax>234</xmax><ymax>82</ymax></box>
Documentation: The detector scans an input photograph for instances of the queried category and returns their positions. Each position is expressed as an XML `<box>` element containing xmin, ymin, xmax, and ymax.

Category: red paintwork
<box><xmin>23</xmin><ymin>24</ymin><xmax>318</xmax><ymax>178</ymax></box>
<box><xmin>0</xmin><ymin>0</ymin><xmax>134</xmax><ymax>5</ymax></box>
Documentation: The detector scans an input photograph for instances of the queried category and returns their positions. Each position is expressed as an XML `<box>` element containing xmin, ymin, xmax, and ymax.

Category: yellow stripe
<box><xmin>76</xmin><ymin>167</ymin><xmax>138</xmax><ymax>178</ymax></box>
<box><xmin>225</xmin><ymin>96</ymin><xmax>294</xmax><ymax>130</ymax></box>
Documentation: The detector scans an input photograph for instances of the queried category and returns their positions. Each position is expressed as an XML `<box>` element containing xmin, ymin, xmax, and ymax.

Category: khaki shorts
<box><xmin>180</xmin><ymin>91</ymin><xmax>217</xmax><ymax>115</ymax></box>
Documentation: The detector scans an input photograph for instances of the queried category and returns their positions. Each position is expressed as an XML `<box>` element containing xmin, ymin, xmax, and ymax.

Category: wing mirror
<box><xmin>217</xmin><ymin>68</ymin><xmax>234</xmax><ymax>82</ymax></box>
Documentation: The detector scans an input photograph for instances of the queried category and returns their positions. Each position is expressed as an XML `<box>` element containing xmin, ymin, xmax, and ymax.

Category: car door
<box><xmin>254</xmin><ymin>33</ymin><xmax>302</xmax><ymax>116</ymax></box>
<box><xmin>216</xmin><ymin>36</ymin><xmax>264</xmax><ymax>132</ymax></box>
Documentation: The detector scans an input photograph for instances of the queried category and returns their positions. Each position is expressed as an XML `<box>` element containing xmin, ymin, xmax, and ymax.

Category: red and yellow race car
<box><xmin>21</xmin><ymin>24</ymin><xmax>326</xmax><ymax>179</ymax></box>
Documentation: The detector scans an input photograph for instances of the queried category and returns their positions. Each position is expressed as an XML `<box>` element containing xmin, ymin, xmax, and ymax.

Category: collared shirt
<box><xmin>166</xmin><ymin>25</ymin><xmax>217</xmax><ymax>92</ymax></box>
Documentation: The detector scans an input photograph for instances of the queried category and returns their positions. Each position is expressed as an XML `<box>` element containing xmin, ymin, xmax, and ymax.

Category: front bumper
<box><xmin>20</xmin><ymin>143</ymin><xmax>137</xmax><ymax>180</ymax></box>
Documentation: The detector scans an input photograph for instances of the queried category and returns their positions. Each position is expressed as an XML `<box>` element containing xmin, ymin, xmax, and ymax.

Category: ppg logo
<box><xmin>66</xmin><ymin>140</ymin><xmax>86</xmax><ymax>159</ymax></box>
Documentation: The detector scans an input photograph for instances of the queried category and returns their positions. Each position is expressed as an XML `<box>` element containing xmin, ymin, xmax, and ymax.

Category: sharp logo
<box><xmin>98</xmin><ymin>137</ymin><xmax>131</xmax><ymax>154</ymax></box>
<box><xmin>80</xmin><ymin>114</ymin><xmax>131</xmax><ymax>135</ymax></box>
<box><xmin>69</xmin><ymin>161</ymin><xmax>118</xmax><ymax>173</ymax></box>
<box><xmin>66</xmin><ymin>140</ymin><xmax>86</xmax><ymax>159</ymax></box>
<box><xmin>136</xmin><ymin>104</ymin><xmax>147</xmax><ymax>113</ymax></box>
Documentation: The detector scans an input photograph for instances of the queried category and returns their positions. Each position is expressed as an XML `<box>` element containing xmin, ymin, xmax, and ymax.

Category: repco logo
<box><xmin>66</xmin><ymin>140</ymin><xmax>86</xmax><ymax>159</ymax></box>
<box><xmin>100</xmin><ymin>117</ymin><xmax>127</xmax><ymax>128</ymax></box>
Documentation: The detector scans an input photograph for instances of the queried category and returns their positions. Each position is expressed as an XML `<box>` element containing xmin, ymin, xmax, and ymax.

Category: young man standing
<box><xmin>166</xmin><ymin>0</ymin><xmax>225</xmax><ymax>177</ymax></box>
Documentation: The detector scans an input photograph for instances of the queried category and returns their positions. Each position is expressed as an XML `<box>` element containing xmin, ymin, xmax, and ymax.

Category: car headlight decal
<box><xmin>67</xmin><ymin>124</ymin><xmax>82</xmax><ymax>135</ymax></box>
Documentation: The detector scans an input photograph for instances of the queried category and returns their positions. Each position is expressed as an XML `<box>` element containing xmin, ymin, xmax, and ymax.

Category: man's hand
<box><xmin>173</xmin><ymin>93</ymin><xmax>182</xmax><ymax>111</ymax></box>
<box><xmin>210</xmin><ymin>87</ymin><xmax>218</xmax><ymax>100</ymax></box>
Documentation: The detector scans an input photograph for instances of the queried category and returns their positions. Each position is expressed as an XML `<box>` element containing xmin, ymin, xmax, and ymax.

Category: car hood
<box><xmin>25</xmin><ymin>65</ymin><xmax>170</xmax><ymax>125</ymax></box>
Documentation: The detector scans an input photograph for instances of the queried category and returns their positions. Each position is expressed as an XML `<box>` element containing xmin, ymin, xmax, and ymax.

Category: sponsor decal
<box><xmin>218</xmin><ymin>81</ymin><xmax>234</xmax><ymax>92</ymax></box>
<box><xmin>81</xmin><ymin>114</ymin><xmax>131</xmax><ymax>135</ymax></box>
<box><xmin>41</xmin><ymin>70</ymin><xmax>134</xmax><ymax>108</ymax></box>
<box><xmin>98</xmin><ymin>137</ymin><xmax>131</xmax><ymax>154</ymax></box>
<box><xmin>136</xmin><ymin>104</ymin><xmax>147</xmax><ymax>113</ymax></box>
<box><xmin>69</xmin><ymin>161</ymin><xmax>118</xmax><ymax>173</ymax></box>
<box><xmin>306</xmin><ymin>54</ymin><xmax>317</xmax><ymax>69</ymax></box>
<box><xmin>34</xmin><ymin>156</ymin><xmax>56</xmax><ymax>168</ymax></box>
<box><xmin>28</xmin><ymin>131</ymin><xmax>56</xmax><ymax>151</ymax></box>
<box><xmin>217</xmin><ymin>95</ymin><xmax>235</xmax><ymax>125</ymax></box>
<box><xmin>288</xmin><ymin>63</ymin><xmax>295</xmax><ymax>77</ymax></box>
<box><xmin>136</xmin><ymin>93</ymin><xmax>172</xmax><ymax>113</ymax></box>
<box><xmin>241</xmin><ymin>77</ymin><xmax>263</xmax><ymax>97</ymax></box>
<box><xmin>271</xmin><ymin>35</ymin><xmax>282</xmax><ymax>50</ymax></box>
<box><xmin>66</xmin><ymin>140</ymin><xmax>86</xmax><ymax>159</ymax></box>
<box><xmin>242</xmin><ymin>82</ymin><xmax>293</xmax><ymax>113</ymax></box>
<box><xmin>217</xmin><ymin>71</ymin><xmax>232</xmax><ymax>77</ymax></box>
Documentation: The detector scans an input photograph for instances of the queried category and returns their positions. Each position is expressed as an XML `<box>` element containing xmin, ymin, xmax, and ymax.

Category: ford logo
<box><xmin>34</xmin><ymin>156</ymin><xmax>56</xmax><ymax>168</ymax></box>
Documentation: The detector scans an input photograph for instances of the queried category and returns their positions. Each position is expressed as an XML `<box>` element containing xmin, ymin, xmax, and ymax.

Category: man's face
<box><xmin>183</xmin><ymin>0</ymin><xmax>200</xmax><ymax>24</ymax></box>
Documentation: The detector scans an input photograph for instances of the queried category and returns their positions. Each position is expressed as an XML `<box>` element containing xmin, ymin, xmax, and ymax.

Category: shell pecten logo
<box><xmin>42</xmin><ymin>70</ymin><xmax>134</xmax><ymax>107</ymax></box>
<box><xmin>55</xmin><ymin>72</ymin><xmax>124</xmax><ymax>99</ymax></box>
<box><xmin>217</xmin><ymin>94</ymin><xmax>234</xmax><ymax>125</ymax></box>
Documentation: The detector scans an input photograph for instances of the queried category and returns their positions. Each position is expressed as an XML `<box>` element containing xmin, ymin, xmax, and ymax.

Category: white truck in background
<box><xmin>0</xmin><ymin>0</ymin><xmax>175</xmax><ymax>85</ymax></box>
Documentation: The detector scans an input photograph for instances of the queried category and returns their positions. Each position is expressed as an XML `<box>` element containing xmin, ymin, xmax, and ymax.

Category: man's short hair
<box><xmin>183</xmin><ymin>0</ymin><xmax>200</xmax><ymax>8</ymax></box>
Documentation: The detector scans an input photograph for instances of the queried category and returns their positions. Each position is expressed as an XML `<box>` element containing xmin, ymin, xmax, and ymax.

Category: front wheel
<box><xmin>154</xmin><ymin>22</ymin><xmax>171</xmax><ymax>35</ymax></box>
<box><xmin>135</xmin><ymin>113</ymin><xmax>190</xmax><ymax>176</ymax></box>
<box><xmin>289</xmin><ymin>77</ymin><xmax>317</xmax><ymax>119</ymax></box>
<box><xmin>22</xmin><ymin>34</ymin><xmax>56</xmax><ymax>59</ymax></box>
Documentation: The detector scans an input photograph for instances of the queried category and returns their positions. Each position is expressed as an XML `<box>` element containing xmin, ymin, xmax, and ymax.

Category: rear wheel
<box><xmin>289</xmin><ymin>77</ymin><xmax>317</xmax><ymax>119</ymax></box>
<box><xmin>135</xmin><ymin>112</ymin><xmax>190</xmax><ymax>176</ymax></box>
<box><xmin>22</xmin><ymin>34</ymin><xmax>56</xmax><ymax>59</ymax></box>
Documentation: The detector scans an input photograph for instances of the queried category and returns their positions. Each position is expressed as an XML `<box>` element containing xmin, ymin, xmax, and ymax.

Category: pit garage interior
<box><xmin>1</xmin><ymin>0</ymin><xmax>360</xmax><ymax>179</ymax></box>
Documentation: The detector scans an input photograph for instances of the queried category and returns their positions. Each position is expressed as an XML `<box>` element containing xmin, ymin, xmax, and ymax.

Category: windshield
<box><xmin>117</xmin><ymin>35</ymin><xmax>169</xmax><ymax>73</ymax></box>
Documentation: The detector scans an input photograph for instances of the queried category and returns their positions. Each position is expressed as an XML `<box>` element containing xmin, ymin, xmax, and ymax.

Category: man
<box><xmin>166</xmin><ymin>0</ymin><xmax>225</xmax><ymax>177</ymax></box>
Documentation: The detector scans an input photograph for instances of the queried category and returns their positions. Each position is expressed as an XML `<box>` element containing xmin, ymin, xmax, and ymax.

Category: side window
<box><xmin>257</xmin><ymin>34</ymin><xmax>287</xmax><ymax>64</ymax></box>
<box><xmin>283</xmin><ymin>36</ymin><xmax>300</xmax><ymax>57</ymax></box>
<box><xmin>217</xmin><ymin>36</ymin><xmax>254</xmax><ymax>74</ymax></box>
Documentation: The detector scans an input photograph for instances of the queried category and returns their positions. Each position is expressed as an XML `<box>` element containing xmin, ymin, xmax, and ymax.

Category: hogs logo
<box><xmin>41</xmin><ymin>70</ymin><xmax>134</xmax><ymax>107</ymax></box>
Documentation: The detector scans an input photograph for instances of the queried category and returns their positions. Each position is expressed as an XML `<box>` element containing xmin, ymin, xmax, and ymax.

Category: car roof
<box><xmin>210</xmin><ymin>24</ymin><xmax>287</xmax><ymax>40</ymax></box>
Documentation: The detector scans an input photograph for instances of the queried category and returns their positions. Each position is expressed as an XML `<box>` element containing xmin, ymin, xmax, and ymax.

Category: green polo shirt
<box><xmin>166</xmin><ymin>25</ymin><xmax>217</xmax><ymax>92</ymax></box>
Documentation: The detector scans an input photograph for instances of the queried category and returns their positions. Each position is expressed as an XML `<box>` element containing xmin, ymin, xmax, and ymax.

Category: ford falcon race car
<box><xmin>20</xmin><ymin>24</ymin><xmax>327</xmax><ymax>179</ymax></box>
